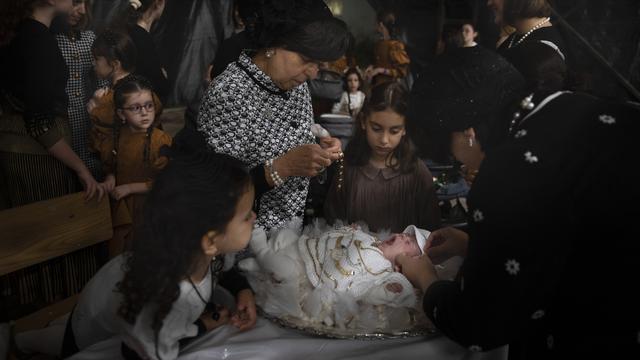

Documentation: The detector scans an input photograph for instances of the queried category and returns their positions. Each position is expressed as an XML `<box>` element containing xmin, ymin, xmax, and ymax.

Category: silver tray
<box><xmin>259</xmin><ymin>307</ymin><xmax>438</xmax><ymax>340</ymax></box>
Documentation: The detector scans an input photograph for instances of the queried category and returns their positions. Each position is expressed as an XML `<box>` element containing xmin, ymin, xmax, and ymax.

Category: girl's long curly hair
<box><xmin>116</xmin><ymin>149</ymin><xmax>252</xmax><ymax>347</ymax></box>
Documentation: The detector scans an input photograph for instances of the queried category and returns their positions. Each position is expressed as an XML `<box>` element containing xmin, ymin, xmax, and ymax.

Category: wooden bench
<box><xmin>0</xmin><ymin>192</ymin><xmax>112</xmax><ymax>332</ymax></box>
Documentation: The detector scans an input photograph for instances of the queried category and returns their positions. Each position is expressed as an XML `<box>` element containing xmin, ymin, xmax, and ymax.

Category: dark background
<box><xmin>91</xmin><ymin>0</ymin><xmax>640</xmax><ymax>105</ymax></box>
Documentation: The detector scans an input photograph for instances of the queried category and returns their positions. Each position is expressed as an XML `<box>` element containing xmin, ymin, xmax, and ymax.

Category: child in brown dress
<box><xmin>91</xmin><ymin>75</ymin><xmax>172</xmax><ymax>256</ymax></box>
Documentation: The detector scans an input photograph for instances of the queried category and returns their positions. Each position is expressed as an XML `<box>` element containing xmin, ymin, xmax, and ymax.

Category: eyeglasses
<box><xmin>121</xmin><ymin>102</ymin><xmax>155</xmax><ymax>114</ymax></box>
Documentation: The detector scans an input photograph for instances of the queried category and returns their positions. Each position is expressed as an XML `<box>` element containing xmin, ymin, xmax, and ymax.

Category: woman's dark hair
<box><xmin>342</xmin><ymin>67</ymin><xmax>363</xmax><ymax>92</ymax></box>
<box><xmin>345</xmin><ymin>81</ymin><xmax>418</xmax><ymax>173</ymax></box>
<box><xmin>506</xmin><ymin>40</ymin><xmax>566</xmax><ymax>93</ymax></box>
<box><xmin>92</xmin><ymin>29</ymin><xmax>137</xmax><ymax>72</ymax></box>
<box><xmin>0</xmin><ymin>0</ymin><xmax>45</xmax><ymax>46</ymax></box>
<box><xmin>503</xmin><ymin>0</ymin><xmax>552</xmax><ymax>26</ymax></box>
<box><xmin>117</xmin><ymin>149</ymin><xmax>252</xmax><ymax>350</ymax></box>
<box><xmin>377</xmin><ymin>9</ymin><xmax>397</xmax><ymax>39</ymax></box>
<box><xmin>252</xmin><ymin>0</ymin><xmax>351</xmax><ymax>62</ymax></box>
<box><xmin>407</xmin><ymin>46</ymin><xmax>524</xmax><ymax>163</ymax></box>
<box><xmin>112</xmin><ymin>75</ymin><xmax>157</xmax><ymax>178</ymax></box>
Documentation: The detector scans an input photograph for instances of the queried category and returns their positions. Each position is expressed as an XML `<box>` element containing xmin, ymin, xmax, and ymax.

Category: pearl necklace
<box><xmin>508</xmin><ymin>17</ymin><xmax>551</xmax><ymax>48</ymax></box>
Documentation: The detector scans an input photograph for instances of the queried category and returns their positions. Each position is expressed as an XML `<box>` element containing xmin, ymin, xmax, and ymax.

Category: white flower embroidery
<box><xmin>469</xmin><ymin>345</ymin><xmax>483</xmax><ymax>352</ymax></box>
<box><xmin>505</xmin><ymin>259</ymin><xmax>520</xmax><ymax>275</ymax></box>
<box><xmin>531</xmin><ymin>309</ymin><xmax>545</xmax><ymax>320</ymax></box>
<box><xmin>515</xmin><ymin>129</ymin><xmax>528</xmax><ymax>138</ymax></box>
<box><xmin>598</xmin><ymin>114</ymin><xmax>616</xmax><ymax>125</ymax></box>
<box><xmin>547</xmin><ymin>334</ymin><xmax>554</xmax><ymax>349</ymax></box>
<box><xmin>524</xmin><ymin>151</ymin><xmax>539</xmax><ymax>163</ymax></box>
<box><xmin>433</xmin><ymin>306</ymin><xmax>438</xmax><ymax>319</ymax></box>
<box><xmin>473</xmin><ymin>209</ymin><xmax>484</xmax><ymax>222</ymax></box>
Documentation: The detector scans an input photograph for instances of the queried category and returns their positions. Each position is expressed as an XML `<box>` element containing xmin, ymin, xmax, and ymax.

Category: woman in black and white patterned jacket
<box><xmin>55</xmin><ymin>0</ymin><xmax>106</xmax><ymax>180</ymax></box>
<box><xmin>197</xmin><ymin>0</ymin><xmax>350</xmax><ymax>232</ymax></box>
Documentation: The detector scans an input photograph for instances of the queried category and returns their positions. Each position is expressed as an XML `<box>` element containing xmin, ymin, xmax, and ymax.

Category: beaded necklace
<box><xmin>508</xmin><ymin>17</ymin><xmax>551</xmax><ymax>49</ymax></box>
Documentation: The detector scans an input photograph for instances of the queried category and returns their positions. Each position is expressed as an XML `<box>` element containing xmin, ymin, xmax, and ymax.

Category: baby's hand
<box><xmin>385</xmin><ymin>282</ymin><xmax>404</xmax><ymax>293</ymax></box>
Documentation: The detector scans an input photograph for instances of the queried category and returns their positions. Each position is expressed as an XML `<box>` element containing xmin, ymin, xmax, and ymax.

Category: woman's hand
<box><xmin>395</xmin><ymin>253</ymin><xmax>439</xmax><ymax>293</ymax></box>
<box><xmin>110</xmin><ymin>184</ymin><xmax>131</xmax><ymax>201</ymax></box>
<box><xmin>101</xmin><ymin>174</ymin><xmax>116</xmax><ymax>193</ymax></box>
<box><xmin>231</xmin><ymin>289</ymin><xmax>257</xmax><ymax>331</ymax></box>
<box><xmin>426</xmin><ymin>227</ymin><xmax>469</xmax><ymax>264</ymax></box>
<box><xmin>319</xmin><ymin>137</ymin><xmax>343</xmax><ymax>161</ymax></box>
<box><xmin>199</xmin><ymin>307</ymin><xmax>230</xmax><ymax>332</ymax></box>
<box><xmin>77</xmin><ymin>169</ymin><xmax>104</xmax><ymax>201</ymax></box>
<box><xmin>274</xmin><ymin>144</ymin><xmax>332</xmax><ymax>178</ymax></box>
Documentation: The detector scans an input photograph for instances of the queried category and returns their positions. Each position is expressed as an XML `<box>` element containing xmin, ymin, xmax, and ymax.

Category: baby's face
<box><xmin>378</xmin><ymin>233</ymin><xmax>421</xmax><ymax>265</ymax></box>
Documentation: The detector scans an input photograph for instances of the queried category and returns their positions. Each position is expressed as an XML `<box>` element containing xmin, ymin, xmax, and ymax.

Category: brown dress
<box><xmin>372</xmin><ymin>39</ymin><xmax>411</xmax><ymax>86</ymax></box>
<box><xmin>90</xmin><ymin>125</ymin><xmax>172</xmax><ymax>246</ymax></box>
<box><xmin>324</xmin><ymin>160</ymin><xmax>441</xmax><ymax>233</ymax></box>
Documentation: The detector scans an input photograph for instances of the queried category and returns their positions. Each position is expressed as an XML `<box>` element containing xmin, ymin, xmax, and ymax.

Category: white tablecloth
<box><xmin>69</xmin><ymin>317</ymin><xmax>507</xmax><ymax>360</ymax></box>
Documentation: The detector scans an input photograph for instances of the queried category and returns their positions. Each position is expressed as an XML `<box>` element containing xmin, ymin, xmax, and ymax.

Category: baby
<box><xmin>241</xmin><ymin>223</ymin><xmax>430</xmax><ymax>329</ymax></box>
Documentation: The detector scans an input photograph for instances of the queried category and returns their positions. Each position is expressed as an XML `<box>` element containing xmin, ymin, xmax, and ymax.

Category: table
<box><xmin>70</xmin><ymin>317</ymin><xmax>507</xmax><ymax>360</ymax></box>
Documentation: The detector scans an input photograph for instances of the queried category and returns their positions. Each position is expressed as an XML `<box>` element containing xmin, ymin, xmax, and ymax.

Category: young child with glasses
<box><xmin>91</xmin><ymin>75</ymin><xmax>172</xmax><ymax>256</ymax></box>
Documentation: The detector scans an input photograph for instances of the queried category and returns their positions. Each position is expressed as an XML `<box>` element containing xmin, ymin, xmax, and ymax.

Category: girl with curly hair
<box><xmin>15</xmin><ymin>149</ymin><xmax>257</xmax><ymax>358</ymax></box>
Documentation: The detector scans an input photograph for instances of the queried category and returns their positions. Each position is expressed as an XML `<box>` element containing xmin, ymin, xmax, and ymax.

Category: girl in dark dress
<box><xmin>324</xmin><ymin>81</ymin><xmax>440</xmax><ymax>233</ymax></box>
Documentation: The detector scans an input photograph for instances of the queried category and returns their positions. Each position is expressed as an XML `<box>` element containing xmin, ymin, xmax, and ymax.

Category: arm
<box><xmin>23</xmin><ymin>34</ymin><xmax>101</xmax><ymax>200</ymax></box>
<box><xmin>400</xmin><ymin>145</ymin><xmax>575</xmax><ymax>351</ymax></box>
<box><xmin>111</xmin><ymin>182</ymin><xmax>150</xmax><ymax>200</ymax></box>
<box><xmin>219</xmin><ymin>267</ymin><xmax>257</xmax><ymax>331</ymax></box>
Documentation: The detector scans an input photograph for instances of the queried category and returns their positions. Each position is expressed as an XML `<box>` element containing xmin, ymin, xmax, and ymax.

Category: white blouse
<box><xmin>71</xmin><ymin>254</ymin><xmax>212</xmax><ymax>359</ymax></box>
<box><xmin>332</xmin><ymin>91</ymin><xmax>365</xmax><ymax>117</ymax></box>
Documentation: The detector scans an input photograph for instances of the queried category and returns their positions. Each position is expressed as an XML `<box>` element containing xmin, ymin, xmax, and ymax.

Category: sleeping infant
<box><xmin>240</xmin><ymin>223</ymin><xmax>431</xmax><ymax>330</ymax></box>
